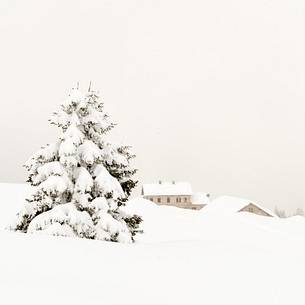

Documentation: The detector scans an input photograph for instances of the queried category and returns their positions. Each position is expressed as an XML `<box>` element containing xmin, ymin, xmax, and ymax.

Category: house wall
<box><xmin>144</xmin><ymin>195</ymin><xmax>204</xmax><ymax>210</ymax></box>
<box><xmin>239</xmin><ymin>203</ymin><xmax>273</xmax><ymax>217</ymax></box>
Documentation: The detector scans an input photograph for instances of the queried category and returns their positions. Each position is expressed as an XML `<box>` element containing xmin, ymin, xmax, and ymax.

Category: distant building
<box><xmin>141</xmin><ymin>181</ymin><xmax>206</xmax><ymax>210</ymax></box>
<box><xmin>204</xmin><ymin>196</ymin><xmax>275</xmax><ymax>217</ymax></box>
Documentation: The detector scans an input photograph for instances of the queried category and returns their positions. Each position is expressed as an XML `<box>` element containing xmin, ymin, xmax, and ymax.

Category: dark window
<box><xmin>184</xmin><ymin>197</ymin><xmax>187</xmax><ymax>202</ymax></box>
<box><xmin>167</xmin><ymin>197</ymin><xmax>170</xmax><ymax>203</ymax></box>
<box><xmin>157</xmin><ymin>198</ymin><xmax>161</xmax><ymax>203</ymax></box>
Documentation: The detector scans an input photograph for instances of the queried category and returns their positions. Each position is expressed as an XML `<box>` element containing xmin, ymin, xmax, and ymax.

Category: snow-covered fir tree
<box><xmin>10</xmin><ymin>86</ymin><xmax>142</xmax><ymax>242</ymax></box>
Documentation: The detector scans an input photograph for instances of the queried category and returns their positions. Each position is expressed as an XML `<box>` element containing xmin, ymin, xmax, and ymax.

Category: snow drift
<box><xmin>0</xmin><ymin>183</ymin><xmax>305</xmax><ymax>305</ymax></box>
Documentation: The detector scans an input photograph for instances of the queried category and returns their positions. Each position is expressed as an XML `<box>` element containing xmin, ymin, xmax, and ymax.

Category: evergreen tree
<box><xmin>10</xmin><ymin>86</ymin><xmax>142</xmax><ymax>242</ymax></box>
<box><xmin>293</xmin><ymin>207</ymin><xmax>305</xmax><ymax>217</ymax></box>
<box><xmin>274</xmin><ymin>206</ymin><xmax>287</xmax><ymax>218</ymax></box>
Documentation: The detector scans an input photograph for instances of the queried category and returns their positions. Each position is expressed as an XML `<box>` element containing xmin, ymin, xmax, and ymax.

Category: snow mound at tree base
<box><xmin>1</xmin><ymin>183</ymin><xmax>305</xmax><ymax>305</ymax></box>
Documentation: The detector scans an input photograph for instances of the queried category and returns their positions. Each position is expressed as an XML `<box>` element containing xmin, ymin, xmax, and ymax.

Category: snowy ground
<box><xmin>1</xmin><ymin>183</ymin><xmax>305</xmax><ymax>305</ymax></box>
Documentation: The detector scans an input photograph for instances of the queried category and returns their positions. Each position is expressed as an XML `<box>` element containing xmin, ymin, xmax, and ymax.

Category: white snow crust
<box><xmin>1</xmin><ymin>183</ymin><xmax>305</xmax><ymax>305</ymax></box>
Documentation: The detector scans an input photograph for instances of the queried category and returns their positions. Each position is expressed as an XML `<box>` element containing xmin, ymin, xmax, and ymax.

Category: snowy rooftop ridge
<box><xmin>142</xmin><ymin>181</ymin><xmax>192</xmax><ymax>196</ymax></box>
<box><xmin>203</xmin><ymin>196</ymin><xmax>276</xmax><ymax>217</ymax></box>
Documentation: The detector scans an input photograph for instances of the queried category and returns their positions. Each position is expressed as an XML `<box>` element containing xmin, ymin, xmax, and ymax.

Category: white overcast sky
<box><xmin>0</xmin><ymin>0</ymin><xmax>305</xmax><ymax>212</ymax></box>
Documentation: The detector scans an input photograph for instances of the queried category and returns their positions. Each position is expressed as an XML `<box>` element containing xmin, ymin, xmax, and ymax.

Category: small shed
<box><xmin>192</xmin><ymin>192</ymin><xmax>210</xmax><ymax>205</ymax></box>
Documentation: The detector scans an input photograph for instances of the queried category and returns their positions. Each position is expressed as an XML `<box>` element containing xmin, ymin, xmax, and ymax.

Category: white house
<box><xmin>142</xmin><ymin>181</ymin><xmax>206</xmax><ymax>210</ymax></box>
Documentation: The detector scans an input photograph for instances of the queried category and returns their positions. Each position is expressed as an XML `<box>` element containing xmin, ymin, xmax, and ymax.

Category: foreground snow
<box><xmin>0</xmin><ymin>183</ymin><xmax>305</xmax><ymax>305</ymax></box>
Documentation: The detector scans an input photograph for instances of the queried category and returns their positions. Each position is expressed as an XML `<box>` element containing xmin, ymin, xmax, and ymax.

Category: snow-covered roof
<box><xmin>202</xmin><ymin>196</ymin><xmax>275</xmax><ymax>217</ymax></box>
<box><xmin>192</xmin><ymin>192</ymin><xmax>210</xmax><ymax>205</ymax></box>
<box><xmin>142</xmin><ymin>182</ymin><xmax>192</xmax><ymax>196</ymax></box>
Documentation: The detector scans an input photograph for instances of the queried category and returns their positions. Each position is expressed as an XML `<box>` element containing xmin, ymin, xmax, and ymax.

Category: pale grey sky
<box><xmin>1</xmin><ymin>0</ymin><xmax>305</xmax><ymax>212</ymax></box>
